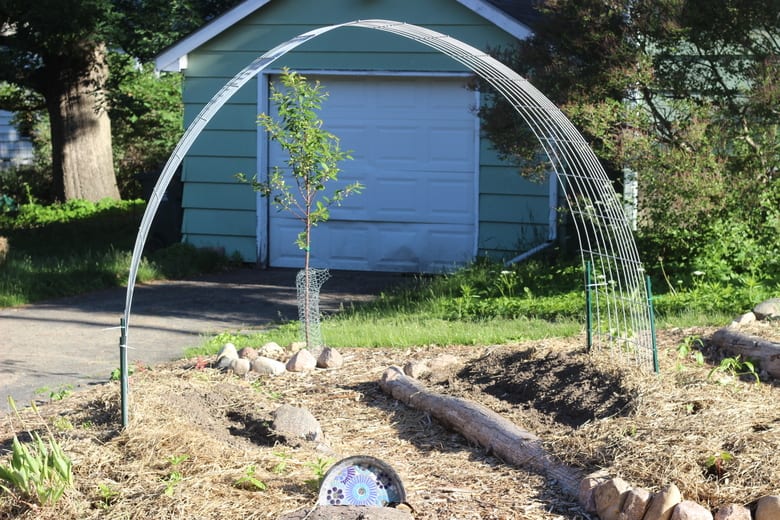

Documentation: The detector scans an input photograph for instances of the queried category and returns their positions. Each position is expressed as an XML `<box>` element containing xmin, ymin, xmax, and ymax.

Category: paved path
<box><xmin>0</xmin><ymin>268</ymin><xmax>405</xmax><ymax>411</ymax></box>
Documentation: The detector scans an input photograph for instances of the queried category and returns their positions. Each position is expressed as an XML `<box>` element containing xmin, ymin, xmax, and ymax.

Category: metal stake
<box><xmin>119</xmin><ymin>318</ymin><xmax>129</xmax><ymax>428</ymax></box>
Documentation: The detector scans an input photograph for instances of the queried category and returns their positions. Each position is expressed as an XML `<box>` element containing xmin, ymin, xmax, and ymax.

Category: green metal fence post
<box><xmin>645</xmin><ymin>276</ymin><xmax>659</xmax><ymax>373</ymax></box>
<box><xmin>586</xmin><ymin>261</ymin><xmax>593</xmax><ymax>352</ymax></box>
<box><xmin>119</xmin><ymin>318</ymin><xmax>129</xmax><ymax>428</ymax></box>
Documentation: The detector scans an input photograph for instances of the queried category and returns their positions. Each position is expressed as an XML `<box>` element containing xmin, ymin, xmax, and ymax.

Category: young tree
<box><xmin>240</xmin><ymin>68</ymin><xmax>362</xmax><ymax>349</ymax></box>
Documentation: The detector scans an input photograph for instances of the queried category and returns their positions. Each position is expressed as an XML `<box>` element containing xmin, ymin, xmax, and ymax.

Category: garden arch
<box><xmin>120</xmin><ymin>19</ymin><xmax>654</xmax><ymax>424</ymax></box>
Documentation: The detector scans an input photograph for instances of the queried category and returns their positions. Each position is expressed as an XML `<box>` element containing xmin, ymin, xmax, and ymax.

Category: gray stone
<box><xmin>217</xmin><ymin>343</ymin><xmax>238</xmax><ymax>369</ymax></box>
<box><xmin>272</xmin><ymin>404</ymin><xmax>324</xmax><ymax>443</ymax></box>
<box><xmin>251</xmin><ymin>356</ymin><xmax>286</xmax><ymax>376</ymax></box>
<box><xmin>644</xmin><ymin>484</ymin><xmax>682</xmax><ymax>520</ymax></box>
<box><xmin>286</xmin><ymin>349</ymin><xmax>317</xmax><ymax>372</ymax></box>
<box><xmin>671</xmin><ymin>500</ymin><xmax>713</xmax><ymax>520</ymax></box>
<box><xmin>730</xmin><ymin>312</ymin><xmax>756</xmax><ymax>327</ymax></box>
<box><xmin>756</xmin><ymin>495</ymin><xmax>780</xmax><ymax>520</ymax></box>
<box><xmin>229</xmin><ymin>358</ymin><xmax>251</xmax><ymax>377</ymax></box>
<box><xmin>259</xmin><ymin>341</ymin><xmax>285</xmax><ymax>360</ymax></box>
<box><xmin>618</xmin><ymin>487</ymin><xmax>651</xmax><ymax>520</ymax></box>
<box><xmin>714</xmin><ymin>504</ymin><xmax>751</xmax><ymax>520</ymax></box>
<box><xmin>578</xmin><ymin>471</ymin><xmax>610</xmax><ymax>513</ymax></box>
<box><xmin>403</xmin><ymin>360</ymin><xmax>429</xmax><ymax>379</ymax></box>
<box><xmin>317</xmin><ymin>347</ymin><xmax>344</xmax><ymax>369</ymax></box>
<box><xmin>288</xmin><ymin>341</ymin><xmax>307</xmax><ymax>353</ymax></box>
<box><xmin>594</xmin><ymin>477</ymin><xmax>630</xmax><ymax>520</ymax></box>
<box><xmin>754</xmin><ymin>298</ymin><xmax>780</xmax><ymax>320</ymax></box>
<box><xmin>238</xmin><ymin>346</ymin><xmax>258</xmax><ymax>361</ymax></box>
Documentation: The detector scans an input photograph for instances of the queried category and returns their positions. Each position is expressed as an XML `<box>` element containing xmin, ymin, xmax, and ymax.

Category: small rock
<box><xmin>317</xmin><ymin>347</ymin><xmax>343</xmax><ymax>369</ymax></box>
<box><xmin>259</xmin><ymin>341</ymin><xmax>285</xmax><ymax>360</ymax></box>
<box><xmin>579</xmin><ymin>471</ymin><xmax>610</xmax><ymax>513</ymax></box>
<box><xmin>288</xmin><ymin>341</ymin><xmax>307</xmax><ymax>353</ymax></box>
<box><xmin>671</xmin><ymin>500</ymin><xmax>713</xmax><ymax>520</ymax></box>
<box><xmin>403</xmin><ymin>360</ymin><xmax>430</xmax><ymax>379</ymax></box>
<box><xmin>279</xmin><ymin>505</ymin><xmax>413</xmax><ymax>519</ymax></box>
<box><xmin>644</xmin><ymin>484</ymin><xmax>682</xmax><ymax>520</ymax></box>
<box><xmin>217</xmin><ymin>342</ymin><xmax>238</xmax><ymax>360</ymax></box>
<box><xmin>272</xmin><ymin>404</ymin><xmax>324</xmax><ymax>443</ymax></box>
<box><xmin>594</xmin><ymin>477</ymin><xmax>630</xmax><ymax>520</ymax></box>
<box><xmin>286</xmin><ymin>349</ymin><xmax>317</xmax><ymax>372</ymax></box>
<box><xmin>714</xmin><ymin>504</ymin><xmax>751</xmax><ymax>520</ymax></box>
<box><xmin>216</xmin><ymin>342</ymin><xmax>239</xmax><ymax>370</ymax></box>
<box><xmin>756</xmin><ymin>495</ymin><xmax>780</xmax><ymax>520</ymax></box>
<box><xmin>618</xmin><ymin>487</ymin><xmax>651</xmax><ymax>520</ymax></box>
<box><xmin>229</xmin><ymin>358</ymin><xmax>251</xmax><ymax>377</ymax></box>
<box><xmin>251</xmin><ymin>356</ymin><xmax>286</xmax><ymax>376</ymax></box>
<box><xmin>730</xmin><ymin>312</ymin><xmax>756</xmax><ymax>327</ymax></box>
<box><xmin>427</xmin><ymin>354</ymin><xmax>461</xmax><ymax>382</ymax></box>
<box><xmin>238</xmin><ymin>346</ymin><xmax>258</xmax><ymax>360</ymax></box>
<box><xmin>754</xmin><ymin>298</ymin><xmax>780</xmax><ymax>320</ymax></box>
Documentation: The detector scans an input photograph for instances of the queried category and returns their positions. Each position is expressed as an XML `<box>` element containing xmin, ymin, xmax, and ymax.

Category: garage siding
<box><xmin>179</xmin><ymin>0</ymin><xmax>548</xmax><ymax>267</ymax></box>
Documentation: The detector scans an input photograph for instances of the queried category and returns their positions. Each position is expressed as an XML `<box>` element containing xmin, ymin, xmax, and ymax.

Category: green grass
<box><xmin>0</xmin><ymin>199</ymin><xmax>238</xmax><ymax>307</ymax></box>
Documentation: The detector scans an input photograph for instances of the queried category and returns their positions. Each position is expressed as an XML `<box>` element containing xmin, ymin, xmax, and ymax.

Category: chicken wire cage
<box><xmin>119</xmin><ymin>19</ymin><xmax>656</xmax><ymax>427</ymax></box>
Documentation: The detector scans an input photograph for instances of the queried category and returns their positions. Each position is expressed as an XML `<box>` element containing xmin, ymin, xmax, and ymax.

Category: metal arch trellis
<box><xmin>119</xmin><ymin>19</ymin><xmax>655</xmax><ymax>427</ymax></box>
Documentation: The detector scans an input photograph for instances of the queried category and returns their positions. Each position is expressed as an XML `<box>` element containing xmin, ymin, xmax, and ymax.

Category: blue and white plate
<box><xmin>317</xmin><ymin>455</ymin><xmax>406</xmax><ymax>507</ymax></box>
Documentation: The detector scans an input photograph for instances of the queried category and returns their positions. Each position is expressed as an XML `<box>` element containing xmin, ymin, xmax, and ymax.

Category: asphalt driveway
<box><xmin>0</xmin><ymin>267</ymin><xmax>406</xmax><ymax>411</ymax></box>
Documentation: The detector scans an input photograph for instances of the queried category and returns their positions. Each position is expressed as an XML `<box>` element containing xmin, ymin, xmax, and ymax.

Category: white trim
<box><xmin>154</xmin><ymin>0</ymin><xmax>532</xmax><ymax>72</ymax></box>
<box><xmin>156</xmin><ymin>0</ymin><xmax>274</xmax><ymax>71</ymax></box>
<box><xmin>455</xmin><ymin>0</ymin><xmax>533</xmax><ymax>40</ymax></box>
<box><xmin>255</xmin><ymin>73</ymin><xmax>271</xmax><ymax>267</ymax></box>
<box><xmin>472</xmin><ymin>87</ymin><xmax>481</xmax><ymax>258</ymax></box>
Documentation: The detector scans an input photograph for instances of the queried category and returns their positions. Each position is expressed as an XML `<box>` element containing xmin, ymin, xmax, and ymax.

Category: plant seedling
<box><xmin>304</xmin><ymin>456</ymin><xmax>334</xmax><ymax>492</ymax></box>
<box><xmin>234</xmin><ymin>465</ymin><xmax>267</xmax><ymax>491</ymax></box>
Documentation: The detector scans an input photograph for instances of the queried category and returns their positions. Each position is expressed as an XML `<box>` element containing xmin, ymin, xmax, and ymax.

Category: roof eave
<box><xmin>154</xmin><ymin>0</ymin><xmax>532</xmax><ymax>72</ymax></box>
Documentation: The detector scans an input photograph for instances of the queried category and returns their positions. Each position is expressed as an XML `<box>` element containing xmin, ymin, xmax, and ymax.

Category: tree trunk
<box><xmin>379</xmin><ymin>366</ymin><xmax>584</xmax><ymax>500</ymax></box>
<box><xmin>47</xmin><ymin>45</ymin><xmax>119</xmax><ymax>202</ymax></box>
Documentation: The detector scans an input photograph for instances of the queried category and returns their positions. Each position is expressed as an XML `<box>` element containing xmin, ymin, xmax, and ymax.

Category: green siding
<box><xmin>179</xmin><ymin>0</ymin><xmax>538</xmax><ymax>263</ymax></box>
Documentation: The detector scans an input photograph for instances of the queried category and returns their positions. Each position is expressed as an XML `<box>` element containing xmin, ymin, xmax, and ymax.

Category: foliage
<box><xmin>0</xmin><ymin>199</ymin><xmax>237</xmax><ymax>306</ymax></box>
<box><xmin>479</xmin><ymin>0</ymin><xmax>780</xmax><ymax>284</ymax></box>
<box><xmin>707</xmin><ymin>355</ymin><xmax>760</xmax><ymax>384</ymax></box>
<box><xmin>0</xmin><ymin>0</ymin><xmax>241</xmax><ymax>201</ymax></box>
<box><xmin>0</xmin><ymin>400</ymin><xmax>73</xmax><ymax>505</ymax></box>
<box><xmin>106</xmin><ymin>56</ymin><xmax>184</xmax><ymax>198</ymax></box>
<box><xmin>304</xmin><ymin>457</ymin><xmax>334</xmax><ymax>492</ymax></box>
<box><xmin>233</xmin><ymin>465</ymin><xmax>267</xmax><ymax>491</ymax></box>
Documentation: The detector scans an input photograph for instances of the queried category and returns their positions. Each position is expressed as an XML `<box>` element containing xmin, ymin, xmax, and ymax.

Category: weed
<box><xmin>304</xmin><ymin>457</ymin><xmax>334</xmax><ymax>492</ymax></box>
<box><xmin>53</xmin><ymin>417</ymin><xmax>74</xmax><ymax>431</ymax></box>
<box><xmin>35</xmin><ymin>384</ymin><xmax>73</xmax><ymax>402</ymax></box>
<box><xmin>272</xmin><ymin>451</ymin><xmax>291</xmax><ymax>475</ymax></box>
<box><xmin>233</xmin><ymin>465</ymin><xmax>267</xmax><ymax>491</ymax></box>
<box><xmin>0</xmin><ymin>399</ymin><xmax>73</xmax><ymax>505</ymax></box>
<box><xmin>162</xmin><ymin>454</ymin><xmax>189</xmax><ymax>497</ymax></box>
<box><xmin>708</xmin><ymin>355</ymin><xmax>760</xmax><ymax>384</ymax></box>
<box><xmin>704</xmin><ymin>451</ymin><xmax>733</xmax><ymax>480</ymax></box>
<box><xmin>97</xmin><ymin>482</ymin><xmax>120</xmax><ymax>508</ymax></box>
<box><xmin>675</xmin><ymin>336</ymin><xmax>705</xmax><ymax>370</ymax></box>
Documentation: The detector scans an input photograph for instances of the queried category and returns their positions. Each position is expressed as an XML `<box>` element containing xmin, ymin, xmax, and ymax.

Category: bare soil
<box><xmin>1</xmin><ymin>323</ymin><xmax>779</xmax><ymax>520</ymax></box>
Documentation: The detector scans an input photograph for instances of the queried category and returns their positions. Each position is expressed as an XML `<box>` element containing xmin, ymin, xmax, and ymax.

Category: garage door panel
<box><xmin>266</xmin><ymin>75</ymin><xmax>477</xmax><ymax>273</ymax></box>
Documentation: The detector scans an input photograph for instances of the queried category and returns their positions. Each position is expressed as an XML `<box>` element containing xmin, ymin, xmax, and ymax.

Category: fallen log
<box><xmin>710</xmin><ymin>328</ymin><xmax>780</xmax><ymax>378</ymax></box>
<box><xmin>379</xmin><ymin>366</ymin><xmax>583</xmax><ymax>499</ymax></box>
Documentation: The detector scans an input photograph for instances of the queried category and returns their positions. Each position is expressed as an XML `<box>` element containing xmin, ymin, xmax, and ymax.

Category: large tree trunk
<box><xmin>47</xmin><ymin>45</ymin><xmax>119</xmax><ymax>202</ymax></box>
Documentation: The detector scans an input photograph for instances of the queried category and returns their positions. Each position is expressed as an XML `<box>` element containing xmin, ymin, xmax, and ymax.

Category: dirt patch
<box><xmin>1</xmin><ymin>324</ymin><xmax>779</xmax><ymax>519</ymax></box>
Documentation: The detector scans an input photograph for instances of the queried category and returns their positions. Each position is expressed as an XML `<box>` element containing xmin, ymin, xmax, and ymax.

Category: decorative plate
<box><xmin>317</xmin><ymin>455</ymin><xmax>406</xmax><ymax>507</ymax></box>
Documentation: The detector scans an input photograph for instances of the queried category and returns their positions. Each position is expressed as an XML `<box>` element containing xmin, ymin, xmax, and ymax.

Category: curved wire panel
<box><xmin>123</xmin><ymin>20</ymin><xmax>653</xmax><ymax>370</ymax></box>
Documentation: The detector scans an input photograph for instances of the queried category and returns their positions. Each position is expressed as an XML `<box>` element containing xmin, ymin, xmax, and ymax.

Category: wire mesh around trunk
<box><xmin>296</xmin><ymin>268</ymin><xmax>331</xmax><ymax>352</ymax></box>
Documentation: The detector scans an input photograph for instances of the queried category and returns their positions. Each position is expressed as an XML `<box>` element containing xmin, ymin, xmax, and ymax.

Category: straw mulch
<box><xmin>0</xmin><ymin>323</ymin><xmax>778</xmax><ymax>519</ymax></box>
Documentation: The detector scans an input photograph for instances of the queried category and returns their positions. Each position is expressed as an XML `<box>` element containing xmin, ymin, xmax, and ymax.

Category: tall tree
<box><xmin>480</xmin><ymin>0</ymin><xmax>780</xmax><ymax>279</ymax></box>
<box><xmin>0</xmin><ymin>0</ymin><xmax>119</xmax><ymax>201</ymax></box>
<box><xmin>0</xmin><ymin>0</ymin><xmax>241</xmax><ymax>202</ymax></box>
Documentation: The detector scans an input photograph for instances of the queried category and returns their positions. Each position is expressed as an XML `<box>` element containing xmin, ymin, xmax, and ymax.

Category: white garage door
<box><xmin>264</xmin><ymin>74</ymin><xmax>478</xmax><ymax>273</ymax></box>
